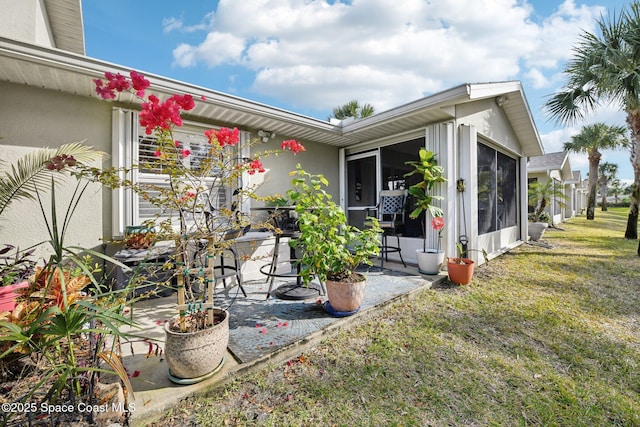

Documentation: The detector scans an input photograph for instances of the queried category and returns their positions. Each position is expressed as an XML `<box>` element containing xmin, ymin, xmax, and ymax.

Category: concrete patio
<box><xmin>120</xmin><ymin>261</ymin><xmax>447</xmax><ymax>425</ymax></box>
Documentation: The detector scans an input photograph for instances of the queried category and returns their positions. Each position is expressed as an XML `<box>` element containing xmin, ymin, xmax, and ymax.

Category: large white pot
<box><xmin>416</xmin><ymin>249</ymin><xmax>445</xmax><ymax>274</ymax></box>
<box><xmin>528</xmin><ymin>222</ymin><xmax>549</xmax><ymax>241</ymax></box>
<box><xmin>164</xmin><ymin>308</ymin><xmax>229</xmax><ymax>382</ymax></box>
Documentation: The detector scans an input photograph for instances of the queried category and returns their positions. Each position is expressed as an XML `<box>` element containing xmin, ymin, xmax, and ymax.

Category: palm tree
<box><xmin>610</xmin><ymin>178</ymin><xmax>625</xmax><ymax>204</ymax></box>
<box><xmin>528</xmin><ymin>179</ymin><xmax>568</xmax><ymax>225</ymax></box>
<box><xmin>598</xmin><ymin>162</ymin><xmax>618</xmax><ymax>211</ymax></box>
<box><xmin>543</xmin><ymin>1</ymin><xmax>640</xmax><ymax>244</ymax></box>
<box><xmin>561</xmin><ymin>124</ymin><xmax>627</xmax><ymax>220</ymax></box>
<box><xmin>331</xmin><ymin>100</ymin><xmax>375</xmax><ymax>120</ymax></box>
<box><xmin>0</xmin><ymin>142</ymin><xmax>103</xmax><ymax>219</ymax></box>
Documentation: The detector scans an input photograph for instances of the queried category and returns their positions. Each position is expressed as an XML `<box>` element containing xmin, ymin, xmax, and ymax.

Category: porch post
<box><xmin>458</xmin><ymin>125</ymin><xmax>478</xmax><ymax>262</ymax></box>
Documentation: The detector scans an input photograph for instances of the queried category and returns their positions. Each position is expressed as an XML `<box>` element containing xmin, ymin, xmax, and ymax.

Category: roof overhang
<box><xmin>43</xmin><ymin>0</ymin><xmax>85</xmax><ymax>55</ymax></box>
<box><xmin>0</xmin><ymin>37</ymin><xmax>544</xmax><ymax>154</ymax></box>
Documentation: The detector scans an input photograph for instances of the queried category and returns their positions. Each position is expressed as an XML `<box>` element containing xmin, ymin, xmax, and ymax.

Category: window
<box><xmin>111</xmin><ymin>109</ymin><xmax>235</xmax><ymax>237</ymax></box>
<box><xmin>477</xmin><ymin>142</ymin><xmax>518</xmax><ymax>234</ymax></box>
<box><xmin>136</xmin><ymin>129</ymin><xmax>230</xmax><ymax>223</ymax></box>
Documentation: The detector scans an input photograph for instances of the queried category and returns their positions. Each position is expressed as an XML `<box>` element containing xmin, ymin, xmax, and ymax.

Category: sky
<box><xmin>83</xmin><ymin>0</ymin><xmax>633</xmax><ymax>183</ymax></box>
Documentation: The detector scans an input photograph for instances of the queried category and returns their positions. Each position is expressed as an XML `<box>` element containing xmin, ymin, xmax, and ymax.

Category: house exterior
<box><xmin>527</xmin><ymin>151</ymin><xmax>581</xmax><ymax>224</ymax></box>
<box><xmin>0</xmin><ymin>0</ymin><xmax>544</xmax><ymax>272</ymax></box>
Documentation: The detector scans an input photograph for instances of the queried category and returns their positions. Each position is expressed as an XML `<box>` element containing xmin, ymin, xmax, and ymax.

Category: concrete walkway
<box><xmin>121</xmin><ymin>262</ymin><xmax>447</xmax><ymax>426</ymax></box>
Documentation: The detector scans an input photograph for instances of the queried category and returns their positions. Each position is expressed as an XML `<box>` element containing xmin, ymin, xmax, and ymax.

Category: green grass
<box><xmin>150</xmin><ymin>207</ymin><xmax>640</xmax><ymax>426</ymax></box>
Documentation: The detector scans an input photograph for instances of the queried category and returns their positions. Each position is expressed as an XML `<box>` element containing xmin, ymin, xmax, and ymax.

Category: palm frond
<box><xmin>0</xmin><ymin>141</ymin><xmax>105</xmax><ymax>217</ymax></box>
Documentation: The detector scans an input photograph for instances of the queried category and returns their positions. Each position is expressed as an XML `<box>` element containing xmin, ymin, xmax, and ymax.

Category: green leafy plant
<box><xmin>528</xmin><ymin>179</ymin><xmax>567</xmax><ymax>224</ymax></box>
<box><xmin>93</xmin><ymin>70</ymin><xmax>305</xmax><ymax>333</ymax></box>
<box><xmin>0</xmin><ymin>151</ymin><xmax>137</xmax><ymax>424</ymax></box>
<box><xmin>287</xmin><ymin>165</ymin><xmax>382</xmax><ymax>284</ymax></box>
<box><xmin>0</xmin><ymin>244</ymin><xmax>36</xmax><ymax>286</ymax></box>
<box><xmin>452</xmin><ymin>241</ymin><xmax>489</xmax><ymax>265</ymax></box>
<box><xmin>404</xmin><ymin>148</ymin><xmax>446</xmax><ymax>251</ymax></box>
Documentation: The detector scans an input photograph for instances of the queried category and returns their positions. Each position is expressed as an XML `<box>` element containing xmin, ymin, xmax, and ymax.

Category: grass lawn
<box><xmin>150</xmin><ymin>207</ymin><xmax>640</xmax><ymax>426</ymax></box>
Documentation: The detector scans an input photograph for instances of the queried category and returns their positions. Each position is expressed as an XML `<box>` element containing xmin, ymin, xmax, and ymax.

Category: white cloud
<box><xmin>162</xmin><ymin>17</ymin><xmax>183</xmax><ymax>33</ymax></box>
<box><xmin>172</xmin><ymin>32</ymin><xmax>246</xmax><ymax>68</ymax></box>
<box><xmin>168</xmin><ymin>0</ymin><xmax>610</xmax><ymax>113</ymax></box>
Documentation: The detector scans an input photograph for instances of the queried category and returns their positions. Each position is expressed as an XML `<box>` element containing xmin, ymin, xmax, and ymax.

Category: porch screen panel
<box><xmin>477</xmin><ymin>143</ymin><xmax>497</xmax><ymax>234</ymax></box>
<box><xmin>498</xmin><ymin>152</ymin><xmax>517</xmax><ymax>228</ymax></box>
<box><xmin>477</xmin><ymin>142</ymin><xmax>518</xmax><ymax>235</ymax></box>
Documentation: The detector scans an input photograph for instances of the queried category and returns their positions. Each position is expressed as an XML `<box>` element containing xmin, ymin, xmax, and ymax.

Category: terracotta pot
<box><xmin>447</xmin><ymin>258</ymin><xmax>475</xmax><ymax>285</ymax></box>
<box><xmin>325</xmin><ymin>273</ymin><xmax>367</xmax><ymax>312</ymax></box>
<box><xmin>416</xmin><ymin>249</ymin><xmax>445</xmax><ymax>274</ymax></box>
<box><xmin>164</xmin><ymin>308</ymin><xmax>229</xmax><ymax>381</ymax></box>
<box><xmin>0</xmin><ymin>282</ymin><xmax>29</xmax><ymax>312</ymax></box>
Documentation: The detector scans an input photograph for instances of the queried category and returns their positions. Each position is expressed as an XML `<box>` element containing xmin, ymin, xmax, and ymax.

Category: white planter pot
<box><xmin>528</xmin><ymin>222</ymin><xmax>549</xmax><ymax>241</ymax></box>
<box><xmin>416</xmin><ymin>249</ymin><xmax>445</xmax><ymax>274</ymax></box>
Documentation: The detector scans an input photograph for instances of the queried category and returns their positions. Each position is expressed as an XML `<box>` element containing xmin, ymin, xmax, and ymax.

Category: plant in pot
<box><xmin>0</xmin><ymin>148</ymin><xmax>142</xmax><ymax>424</ymax></box>
<box><xmin>404</xmin><ymin>148</ymin><xmax>446</xmax><ymax>274</ymax></box>
<box><xmin>527</xmin><ymin>179</ymin><xmax>567</xmax><ymax>241</ymax></box>
<box><xmin>94</xmin><ymin>70</ymin><xmax>305</xmax><ymax>383</ymax></box>
<box><xmin>447</xmin><ymin>242</ymin><xmax>489</xmax><ymax>285</ymax></box>
<box><xmin>286</xmin><ymin>165</ymin><xmax>382</xmax><ymax>315</ymax></box>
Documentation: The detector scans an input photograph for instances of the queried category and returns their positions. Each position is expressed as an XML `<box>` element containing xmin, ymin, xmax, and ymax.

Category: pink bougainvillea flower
<box><xmin>280</xmin><ymin>139</ymin><xmax>306</xmax><ymax>154</ymax></box>
<box><xmin>260</xmin><ymin>328</ymin><xmax>267</xmax><ymax>334</ymax></box>
<box><xmin>93</xmin><ymin>79</ymin><xmax>116</xmax><ymax>99</ymax></box>
<box><xmin>211</xmin><ymin>127</ymin><xmax>240</xmax><ymax>147</ymax></box>
<box><xmin>431</xmin><ymin>216</ymin><xmax>445</xmax><ymax>231</ymax></box>
<box><xmin>200</xmin><ymin>95</ymin><xmax>206</xmax><ymax>101</ymax></box>
<box><xmin>153</xmin><ymin>150</ymin><xmax>162</xmax><ymax>158</ymax></box>
<box><xmin>130</xmin><ymin>70</ymin><xmax>150</xmax><ymax>96</ymax></box>
<box><xmin>171</xmin><ymin>93</ymin><xmax>195</xmax><ymax>111</ymax></box>
<box><xmin>180</xmin><ymin>149</ymin><xmax>191</xmax><ymax>158</ymax></box>
<box><xmin>204</xmin><ymin>129</ymin><xmax>216</xmax><ymax>144</ymax></box>
<box><xmin>105</xmin><ymin>72</ymin><xmax>130</xmax><ymax>93</ymax></box>
<box><xmin>139</xmin><ymin>95</ymin><xmax>184</xmax><ymax>134</ymax></box>
<box><xmin>247</xmin><ymin>158</ymin><xmax>265</xmax><ymax>175</ymax></box>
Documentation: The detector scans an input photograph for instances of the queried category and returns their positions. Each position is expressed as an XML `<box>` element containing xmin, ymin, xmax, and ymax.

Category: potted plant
<box><xmin>0</xmin><ymin>147</ymin><xmax>142</xmax><ymax>424</ymax></box>
<box><xmin>287</xmin><ymin>165</ymin><xmax>382</xmax><ymax>315</ymax></box>
<box><xmin>94</xmin><ymin>70</ymin><xmax>305</xmax><ymax>382</ymax></box>
<box><xmin>404</xmin><ymin>148</ymin><xmax>446</xmax><ymax>273</ymax></box>
<box><xmin>447</xmin><ymin>242</ymin><xmax>489</xmax><ymax>285</ymax></box>
<box><xmin>527</xmin><ymin>179</ymin><xmax>567</xmax><ymax>241</ymax></box>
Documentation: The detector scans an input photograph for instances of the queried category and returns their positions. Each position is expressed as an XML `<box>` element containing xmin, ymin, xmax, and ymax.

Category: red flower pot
<box><xmin>0</xmin><ymin>282</ymin><xmax>29</xmax><ymax>312</ymax></box>
<box><xmin>447</xmin><ymin>258</ymin><xmax>475</xmax><ymax>285</ymax></box>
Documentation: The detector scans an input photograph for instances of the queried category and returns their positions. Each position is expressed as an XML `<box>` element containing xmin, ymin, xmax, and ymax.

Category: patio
<box><xmin>120</xmin><ymin>260</ymin><xmax>446</xmax><ymax>424</ymax></box>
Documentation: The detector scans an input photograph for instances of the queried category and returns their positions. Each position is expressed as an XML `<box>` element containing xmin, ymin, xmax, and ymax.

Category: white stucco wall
<box><xmin>0</xmin><ymin>82</ymin><xmax>114</xmax><ymax>260</ymax></box>
<box><xmin>0</xmin><ymin>0</ymin><xmax>55</xmax><ymax>48</ymax></box>
<box><xmin>456</xmin><ymin>98</ymin><xmax>523</xmax><ymax>156</ymax></box>
<box><xmin>252</xmin><ymin>137</ymin><xmax>340</xmax><ymax>215</ymax></box>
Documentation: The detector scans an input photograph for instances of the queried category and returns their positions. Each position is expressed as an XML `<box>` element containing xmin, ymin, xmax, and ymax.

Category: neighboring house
<box><xmin>527</xmin><ymin>151</ymin><xmax>578</xmax><ymax>225</ymax></box>
<box><xmin>0</xmin><ymin>0</ymin><xmax>544</xmax><ymax>270</ymax></box>
<box><xmin>569</xmin><ymin>171</ymin><xmax>587</xmax><ymax>215</ymax></box>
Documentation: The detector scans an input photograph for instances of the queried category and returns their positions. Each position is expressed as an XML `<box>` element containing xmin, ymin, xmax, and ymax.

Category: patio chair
<box><xmin>366</xmin><ymin>189</ymin><xmax>408</xmax><ymax>270</ymax></box>
<box><xmin>188</xmin><ymin>191</ymin><xmax>248</xmax><ymax>297</ymax></box>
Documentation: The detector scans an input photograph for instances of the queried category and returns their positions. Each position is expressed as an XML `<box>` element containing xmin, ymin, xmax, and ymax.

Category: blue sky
<box><xmin>83</xmin><ymin>0</ymin><xmax>632</xmax><ymax>182</ymax></box>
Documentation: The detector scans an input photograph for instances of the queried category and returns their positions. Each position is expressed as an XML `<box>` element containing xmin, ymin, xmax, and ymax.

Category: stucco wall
<box><xmin>253</xmin><ymin>138</ymin><xmax>340</xmax><ymax>202</ymax></box>
<box><xmin>0</xmin><ymin>0</ymin><xmax>54</xmax><ymax>48</ymax></box>
<box><xmin>456</xmin><ymin>98</ymin><xmax>522</xmax><ymax>155</ymax></box>
<box><xmin>0</xmin><ymin>82</ymin><xmax>114</xmax><ymax>260</ymax></box>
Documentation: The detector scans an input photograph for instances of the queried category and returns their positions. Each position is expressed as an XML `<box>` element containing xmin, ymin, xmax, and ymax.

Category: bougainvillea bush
<box><xmin>94</xmin><ymin>70</ymin><xmax>305</xmax><ymax>330</ymax></box>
